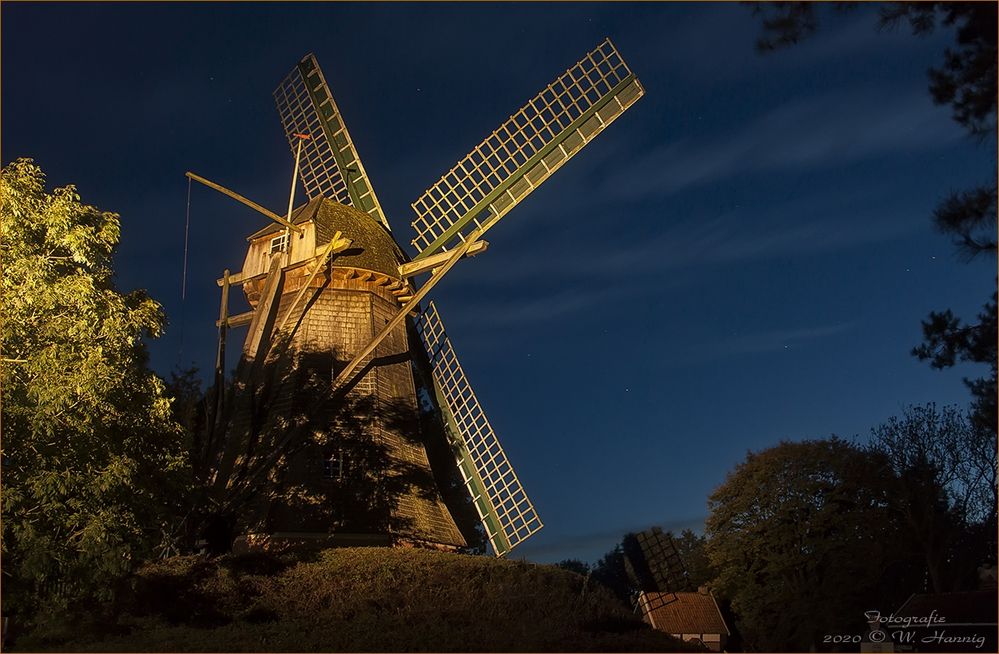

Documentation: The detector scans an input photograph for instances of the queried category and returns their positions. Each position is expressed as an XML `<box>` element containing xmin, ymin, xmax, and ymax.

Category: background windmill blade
<box><xmin>416</xmin><ymin>301</ymin><xmax>543</xmax><ymax>556</ymax></box>
<box><xmin>623</xmin><ymin>527</ymin><xmax>692</xmax><ymax>593</ymax></box>
<box><xmin>410</xmin><ymin>38</ymin><xmax>644</xmax><ymax>259</ymax></box>
<box><xmin>274</xmin><ymin>54</ymin><xmax>391</xmax><ymax>230</ymax></box>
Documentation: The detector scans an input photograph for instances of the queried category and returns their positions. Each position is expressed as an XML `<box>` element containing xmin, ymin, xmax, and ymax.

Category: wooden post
<box><xmin>214</xmin><ymin>269</ymin><xmax>230</xmax><ymax>415</ymax></box>
<box><xmin>243</xmin><ymin>259</ymin><xmax>285</xmax><ymax>361</ymax></box>
<box><xmin>287</xmin><ymin>137</ymin><xmax>306</xmax><ymax>225</ymax></box>
<box><xmin>206</xmin><ymin>269</ymin><xmax>230</xmax><ymax>458</ymax></box>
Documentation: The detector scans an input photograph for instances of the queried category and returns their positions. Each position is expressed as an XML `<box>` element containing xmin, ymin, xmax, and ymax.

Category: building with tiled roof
<box><xmin>639</xmin><ymin>587</ymin><xmax>731</xmax><ymax>652</ymax></box>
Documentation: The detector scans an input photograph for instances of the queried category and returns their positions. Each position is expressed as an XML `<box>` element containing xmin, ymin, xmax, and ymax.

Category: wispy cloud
<box><xmin>483</xmin><ymin>290</ymin><xmax>602</xmax><ymax>327</ymax></box>
<box><xmin>660</xmin><ymin>321</ymin><xmax>858</xmax><ymax>369</ymax></box>
<box><xmin>447</xmin><ymin>186</ymin><xmax>918</xmax><ymax>292</ymax></box>
<box><xmin>606</xmin><ymin>87</ymin><xmax>963</xmax><ymax>199</ymax></box>
<box><xmin>713</xmin><ymin>322</ymin><xmax>857</xmax><ymax>356</ymax></box>
<box><xmin>442</xmin><ymin>284</ymin><xmax>642</xmax><ymax>333</ymax></box>
<box><xmin>626</xmin><ymin>6</ymin><xmax>943</xmax><ymax>85</ymax></box>
<box><xmin>438</xmin><ymin>205</ymin><xmax>891</xmax><ymax>332</ymax></box>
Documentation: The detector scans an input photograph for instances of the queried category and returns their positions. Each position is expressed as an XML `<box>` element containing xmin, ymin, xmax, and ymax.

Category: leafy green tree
<box><xmin>705</xmin><ymin>438</ymin><xmax>904</xmax><ymax>652</ymax></box>
<box><xmin>0</xmin><ymin>159</ymin><xmax>190</xmax><ymax>617</ymax></box>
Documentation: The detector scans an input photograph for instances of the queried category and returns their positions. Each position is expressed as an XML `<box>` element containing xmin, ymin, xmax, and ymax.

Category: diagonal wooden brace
<box><xmin>273</xmin><ymin>231</ymin><xmax>353</xmax><ymax>336</ymax></box>
<box><xmin>331</xmin><ymin>235</ymin><xmax>478</xmax><ymax>392</ymax></box>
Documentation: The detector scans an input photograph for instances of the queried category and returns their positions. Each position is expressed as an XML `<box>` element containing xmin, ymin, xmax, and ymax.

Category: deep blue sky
<box><xmin>3</xmin><ymin>3</ymin><xmax>995</xmax><ymax>564</ymax></box>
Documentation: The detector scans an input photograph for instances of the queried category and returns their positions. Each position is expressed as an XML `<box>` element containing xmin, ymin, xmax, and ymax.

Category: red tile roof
<box><xmin>640</xmin><ymin>591</ymin><xmax>730</xmax><ymax>636</ymax></box>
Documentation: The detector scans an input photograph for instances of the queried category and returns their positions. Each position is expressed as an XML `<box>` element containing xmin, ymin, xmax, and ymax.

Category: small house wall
<box><xmin>242</xmin><ymin>221</ymin><xmax>317</xmax><ymax>279</ymax></box>
<box><xmin>673</xmin><ymin>633</ymin><xmax>724</xmax><ymax>652</ymax></box>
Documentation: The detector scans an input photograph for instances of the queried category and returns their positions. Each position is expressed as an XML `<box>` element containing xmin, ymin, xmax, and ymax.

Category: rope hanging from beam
<box><xmin>182</xmin><ymin>175</ymin><xmax>192</xmax><ymax>300</ymax></box>
<box><xmin>176</xmin><ymin>176</ymin><xmax>194</xmax><ymax>369</ymax></box>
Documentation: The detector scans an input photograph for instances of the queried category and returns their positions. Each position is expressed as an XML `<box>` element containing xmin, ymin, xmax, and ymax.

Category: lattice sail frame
<box><xmin>416</xmin><ymin>302</ymin><xmax>543</xmax><ymax>556</ymax></box>
<box><xmin>410</xmin><ymin>38</ymin><xmax>644</xmax><ymax>259</ymax></box>
<box><xmin>274</xmin><ymin>54</ymin><xmax>390</xmax><ymax>230</ymax></box>
<box><xmin>625</xmin><ymin>528</ymin><xmax>692</xmax><ymax>614</ymax></box>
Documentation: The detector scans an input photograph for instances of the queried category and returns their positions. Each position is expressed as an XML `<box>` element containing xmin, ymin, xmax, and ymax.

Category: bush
<box><xmin>13</xmin><ymin>547</ymin><xmax>704</xmax><ymax>652</ymax></box>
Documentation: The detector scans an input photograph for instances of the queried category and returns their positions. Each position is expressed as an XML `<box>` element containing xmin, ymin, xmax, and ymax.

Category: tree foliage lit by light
<box><xmin>1</xmin><ymin>159</ymin><xmax>190</xmax><ymax>615</ymax></box>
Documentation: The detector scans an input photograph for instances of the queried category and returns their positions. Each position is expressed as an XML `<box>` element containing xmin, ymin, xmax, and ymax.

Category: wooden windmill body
<box><xmin>196</xmin><ymin>40</ymin><xmax>645</xmax><ymax>556</ymax></box>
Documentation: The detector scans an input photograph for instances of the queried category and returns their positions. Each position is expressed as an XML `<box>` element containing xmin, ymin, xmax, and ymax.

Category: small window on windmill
<box><xmin>270</xmin><ymin>233</ymin><xmax>289</xmax><ymax>254</ymax></box>
<box><xmin>323</xmin><ymin>447</ymin><xmax>347</xmax><ymax>480</ymax></box>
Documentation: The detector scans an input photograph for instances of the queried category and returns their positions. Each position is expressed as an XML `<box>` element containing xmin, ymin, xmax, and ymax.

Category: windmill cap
<box><xmin>248</xmin><ymin>197</ymin><xmax>405</xmax><ymax>279</ymax></box>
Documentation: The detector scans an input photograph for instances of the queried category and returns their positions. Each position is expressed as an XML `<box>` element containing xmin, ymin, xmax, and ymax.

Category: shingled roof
<box><xmin>640</xmin><ymin>590</ymin><xmax>730</xmax><ymax>635</ymax></box>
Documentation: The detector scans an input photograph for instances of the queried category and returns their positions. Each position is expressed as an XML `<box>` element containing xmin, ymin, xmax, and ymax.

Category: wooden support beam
<box><xmin>217</xmin><ymin>310</ymin><xmax>254</xmax><ymax>329</ymax></box>
<box><xmin>273</xmin><ymin>232</ymin><xmax>353</xmax><ymax>336</ymax></box>
<box><xmin>242</xmin><ymin>259</ymin><xmax>285</xmax><ymax>361</ymax></box>
<box><xmin>214</xmin><ymin>230</ymin><xmax>350</xmax><ymax>288</ymax></box>
<box><xmin>215</xmin><ymin>269</ymin><xmax>230</xmax><ymax>373</ymax></box>
<box><xmin>187</xmin><ymin>171</ymin><xmax>303</xmax><ymax>234</ymax></box>
<box><xmin>217</xmin><ymin>270</ymin><xmax>252</xmax><ymax>287</ymax></box>
<box><xmin>211</xmin><ymin>269</ymin><xmax>230</xmax><ymax>434</ymax></box>
<box><xmin>332</xmin><ymin>235</ymin><xmax>479</xmax><ymax>392</ymax></box>
<box><xmin>398</xmin><ymin>240</ymin><xmax>489</xmax><ymax>279</ymax></box>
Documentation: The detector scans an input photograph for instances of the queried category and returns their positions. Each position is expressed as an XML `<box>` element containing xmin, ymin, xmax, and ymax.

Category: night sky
<box><xmin>3</xmin><ymin>3</ymin><xmax>995</xmax><ymax>563</ymax></box>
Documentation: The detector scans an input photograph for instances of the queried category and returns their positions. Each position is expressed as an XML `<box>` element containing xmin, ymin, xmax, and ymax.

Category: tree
<box><xmin>0</xmin><ymin>159</ymin><xmax>190</xmax><ymax>618</ymax></box>
<box><xmin>672</xmin><ymin>528</ymin><xmax>715</xmax><ymax>590</ymax></box>
<box><xmin>750</xmin><ymin>2</ymin><xmax>998</xmax><ymax>431</ymax></box>
<box><xmin>869</xmin><ymin>404</ymin><xmax>997</xmax><ymax>592</ymax></box>
<box><xmin>590</xmin><ymin>545</ymin><xmax>632</xmax><ymax>605</ymax></box>
<box><xmin>165</xmin><ymin>367</ymin><xmax>208</xmax><ymax>468</ymax></box>
<box><xmin>554</xmin><ymin>559</ymin><xmax>591</xmax><ymax>576</ymax></box>
<box><xmin>705</xmin><ymin>438</ymin><xmax>905</xmax><ymax>652</ymax></box>
<box><xmin>913</xmin><ymin>293</ymin><xmax>997</xmax><ymax>435</ymax></box>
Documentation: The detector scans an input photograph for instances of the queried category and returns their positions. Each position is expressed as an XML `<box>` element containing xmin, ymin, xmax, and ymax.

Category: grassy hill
<box><xmin>16</xmin><ymin>547</ymin><xmax>702</xmax><ymax>652</ymax></box>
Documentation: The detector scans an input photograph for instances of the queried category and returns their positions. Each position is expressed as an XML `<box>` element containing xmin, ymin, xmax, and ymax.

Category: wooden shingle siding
<box><xmin>225</xmin><ymin>199</ymin><xmax>466</xmax><ymax>550</ymax></box>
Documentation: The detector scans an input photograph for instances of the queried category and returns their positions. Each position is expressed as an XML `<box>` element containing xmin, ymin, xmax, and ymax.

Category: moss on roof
<box><xmin>250</xmin><ymin>198</ymin><xmax>407</xmax><ymax>278</ymax></box>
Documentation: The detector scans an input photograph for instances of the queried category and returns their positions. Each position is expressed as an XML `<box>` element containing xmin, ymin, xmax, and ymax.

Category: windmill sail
<box><xmin>416</xmin><ymin>302</ymin><xmax>542</xmax><ymax>556</ymax></box>
<box><xmin>410</xmin><ymin>38</ymin><xmax>644</xmax><ymax>259</ymax></box>
<box><xmin>274</xmin><ymin>54</ymin><xmax>390</xmax><ymax>231</ymax></box>
<box><xmin>624</xmin><ymin>527</ymin><xmax>692</xmax><ymax>613</ymax></box>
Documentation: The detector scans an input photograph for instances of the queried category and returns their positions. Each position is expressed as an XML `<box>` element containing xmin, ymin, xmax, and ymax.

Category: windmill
<box><xmin>190</xmin><ymin>38</ymin><xmax>645</xmax><ymax>557</ymax></box>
